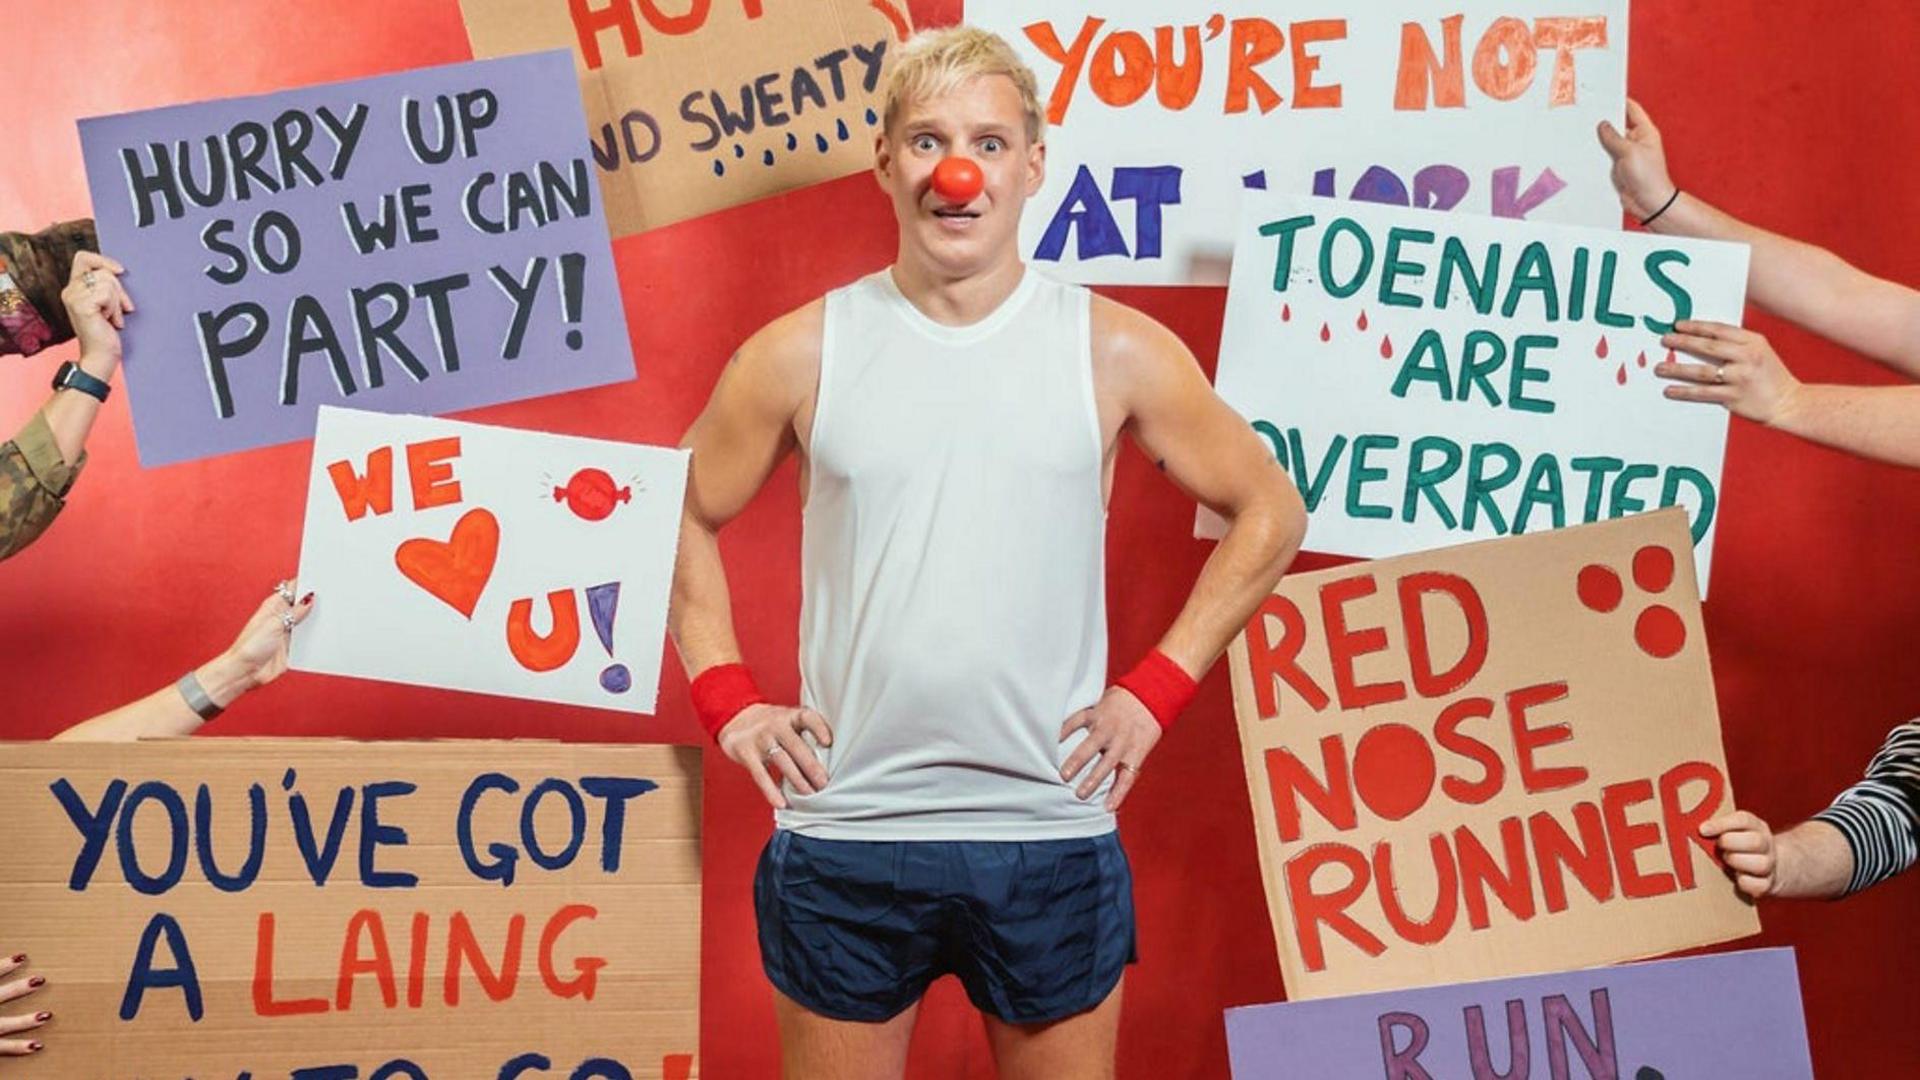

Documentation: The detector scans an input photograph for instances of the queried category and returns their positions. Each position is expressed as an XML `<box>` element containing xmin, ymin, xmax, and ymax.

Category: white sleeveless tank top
<box><xmin>776</xmin><ymin>266</ymin><xmax>1115</xmax><ymax>840</ymax></box>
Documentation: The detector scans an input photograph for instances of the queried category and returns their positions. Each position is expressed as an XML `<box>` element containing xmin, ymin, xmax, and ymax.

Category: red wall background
<box><xmin>3</xmin><ymin>1</ymin><xmax>1917</xmax><ymax>1075</ymax></box>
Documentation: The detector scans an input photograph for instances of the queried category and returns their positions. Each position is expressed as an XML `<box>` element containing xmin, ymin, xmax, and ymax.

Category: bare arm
<box><xmin>54</xmin><ymin>655</ymin><xmax>255</xmax><ymax>742</ymax></box>
<box><xmin>1061</xmin><ymin>299</ymin><xmax>1307</xmax><ymax>810</ymax></box>
<box><xmin>1702</xmin><ymin>719</ymin><xmax>1920</xmax><ymax>901</ymax></box>
<box><xmin>43</xmin><ymin>252</ymin><xmax>134</xmax><ymax>464</ymax></box>
<box><xmin>669</xmin><ymin>313</ymin><xmax>813</xmax><ymax>675</ymax></box>
<box><xmin>1601</xmin><ymin>99</ymin><xmax>1920</xmax><ymax>376</ymax></box>
<box><xmin>54</xmin><ymin>583</ymin><xmax>313</xmax><ymax>741</ymax></box>
<box><xmin>668</xmin><ymin>303</ymin><xmax>832</xmax><ymax>807</ymax></box>
<box><xmin>1099</xmin><ymin>298</ymin><xmax>1307</xmax><ymax>674</ymax></box>
<box><xmin>1656</xmin><ymin>320</ymin><xmax>1920</xmax><ymax>468</ymax></box>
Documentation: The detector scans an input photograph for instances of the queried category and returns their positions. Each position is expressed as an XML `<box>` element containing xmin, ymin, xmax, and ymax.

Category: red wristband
<box><xmin>1116</xmin><ymin>649</ymin><xmax>1199</xmax><ymax>730</ymax></box>
<box><xmin>690</xmin><ymin>663</ymin><xmax>766</xmax><ymax>741</ymax></box>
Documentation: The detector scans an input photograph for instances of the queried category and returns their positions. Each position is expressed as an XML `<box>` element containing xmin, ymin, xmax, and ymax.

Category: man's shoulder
<box><xmin>739</xmin><ymin>297</ymin><xmax>827</xmax><ymax>384</ymax></box>
<box><xmin>1088</xmin><ymin>293</ymin><xmax>1194</xmax><ymax>381</ymax></box>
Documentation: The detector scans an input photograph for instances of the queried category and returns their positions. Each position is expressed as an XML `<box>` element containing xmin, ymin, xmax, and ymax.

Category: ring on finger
<box><xmin>1116</xmin><ymin>761</ymin><xmax>1140</xmax><ymax>774</ymax></box>
<box><xmin>276</xmin><ymin>580</ymin><xmax>295</xmax><ymax>604</ymax></box>
<box><xmin>763</xmin><ymin>744</ymin><xmax>785</xmax><ymax>763</ymax></box>
<box><xmin>1713</xmin><ymin>368</ymin><xmax>1726</xmax><ymax>385</ymax></box>
<box><xmin>280</xmin><ymin>612</ymin><xmax>297</xmax><ymax>633</ymax></box>
<box><xmin>83</xmin><ymin>269</ymin><xmax>97</xmax><ymax>288</ymax></box>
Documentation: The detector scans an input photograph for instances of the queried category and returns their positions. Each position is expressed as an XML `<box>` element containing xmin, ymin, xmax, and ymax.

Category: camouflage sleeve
<box><xmin>0</xmin><ymin>407</ymin><xmax>86</xmax><ymax>560</ymax></box>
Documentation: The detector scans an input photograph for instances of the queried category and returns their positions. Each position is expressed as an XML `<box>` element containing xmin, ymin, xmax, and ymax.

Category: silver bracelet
<box><xmin>175</xmin><ymin>672</ymin><xmax>224</xmax><ymax>720</ymax></box>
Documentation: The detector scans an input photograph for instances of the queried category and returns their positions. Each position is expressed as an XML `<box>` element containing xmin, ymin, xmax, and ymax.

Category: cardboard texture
<box><xmin>77</xmin><ymin>51</ymin><xmax>635</xmax><ymax>467</ymax></box>
<box><xmin>1225</xmin><ymin>509</ymin><xmax>1759</xmax><ymax>1000</ymax></box>
<box><xmin>0</xmin><ymin>739</ymin><xmax>701</xmax><ymax>1077</ymax></box>
<box><xmin>1205</xmin><ymin>191</ymin><xmax>1749</xmax><ymax>591</ymax></box>
<box><xmin>291</xmin><ymin>406</ymin><xmax>689</xmax><ymax>712</ymax></box>
<box><xmin>1225</xmin><ymin>948</ymin><xmax>1815</xmax><ymax>1078</ymax></box>
<box><xmin>971</xmin><ymin>1</ymin><xmax>1629</xmax><ymax>285</ymax></box>
<box><xmin>460</xmin><ymin>0</ymin><xmax>914</xmax><ymax>238</ymax></box>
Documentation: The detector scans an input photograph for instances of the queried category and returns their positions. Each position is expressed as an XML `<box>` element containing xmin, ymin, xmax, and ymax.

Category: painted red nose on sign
<box><xmin>931</xmin><ymin>157</ymin><xmax>984</xmax><ymax>204</ymax></box>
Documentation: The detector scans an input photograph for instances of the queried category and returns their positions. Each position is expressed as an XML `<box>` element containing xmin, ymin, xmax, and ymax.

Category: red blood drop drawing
<box><xmin>1319</xmin><ymin>322</ymin><xmax>1331</xmax><ymax>343</ymax></box>
<box><xmin>1596</xmin><ymin>335</ymin><xmax>1610</xmax><ymax>359</ymax></box>
<box><xmin>1281</xmin><ymin>303</ymin><xmax>1292</xmax><ymax>322</ymax></box>
<box><xmin>1637</xmin><ymin>350</ymin><xmax>1648</xmax><ymax>368</ymax></box>
<box><xmin>1615</xmin><ymin>363</ymin><xmax>1628</xmax><ymax>386</ymax></box>
<box><xmin>1356</xmin><ymin>310</ymin><xmax>1369</xmax><ymax>331</ymax></box>
<box><xmin>1380</xmin><ymin>334</ymin><xmax>1394</xmax><ymax>359</ymax></box>
<box><xmin>554</xmin><ymin>467</ymin><xmax>632</xmax><ymax>522</ymax></box>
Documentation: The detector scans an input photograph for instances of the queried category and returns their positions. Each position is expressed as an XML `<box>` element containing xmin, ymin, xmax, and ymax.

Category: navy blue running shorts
<box><xmin>753</xmin><ymin>829</ymin><xmax>1138</xmax><ymax>1024</ymax></box>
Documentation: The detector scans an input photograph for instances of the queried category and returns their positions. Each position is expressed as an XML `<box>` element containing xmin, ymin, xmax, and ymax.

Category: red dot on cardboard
<box><xmin>1577</xmin><ymin>564</ymin><xmax>1623</xmax><ymax>613</ymax></box>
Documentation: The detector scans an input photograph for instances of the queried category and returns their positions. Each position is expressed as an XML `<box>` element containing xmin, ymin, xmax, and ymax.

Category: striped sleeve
<box><xmin>1811</xmin><ymin>719</ymin><xmax>1920</xmax><ymax>895</ymax></box>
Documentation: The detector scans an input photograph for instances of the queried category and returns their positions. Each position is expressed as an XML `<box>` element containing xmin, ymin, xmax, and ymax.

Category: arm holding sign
<box><xmin>1599</xmin><ymin>100</ymin><xmax>1920</xmax><ymax>466</ymax></box>
<box><xmin>54</xmin><ymin>581</ymin><xmax>314</xmax><ymax>740</ymax></box>
<box><xmin>1705</xmin><ymin>720</ymin><xmax>1920</xmax><ymax>899</ymax></box>
<box><xmin>1700</xmin><ymin>812</ymin><xmax>1854</xmax><ymax>901</ymax></box>
<box><xmin>1059</xmin><ymin>299</ymin><xmax>1306</xmax><ymax>811</ymax></box>
<box><xmin>669</xmin><ymin>305</ymin><xmax>833</xmax><ymax>810</ymax></box>
<box><xmin>0</xmin><ymin>250</ymin><xmax>131</xmax><ymax>560</ymax></box>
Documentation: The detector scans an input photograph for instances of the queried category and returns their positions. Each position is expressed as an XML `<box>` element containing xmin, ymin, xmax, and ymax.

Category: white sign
<box><xmin>293</xmin><ymin>406</ymin><xmax>688</xmax><ymax>711</ymax></box>
<box><xmin>1211</xmin><ymin>192</ymin><xmax>1749</xmax><ymax>588</ymax></box>
<box><xmin>974</xmin><ymin>1</ymin><xmax>1630</xmax><ymax>285</ymax></box>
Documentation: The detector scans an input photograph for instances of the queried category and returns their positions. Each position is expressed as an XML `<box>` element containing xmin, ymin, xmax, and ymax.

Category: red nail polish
<box><xmin>27</xmin><ymin>1041</ymin><xmax>40</xmax><ymax>1052</ymax></box>
<box><xmin>35</xmin><ymin>1011</ymin><xmax>50</xmax><ymax>1022</ymax></box>
<box><xmin>9</xmin><ymin>953</ymin><xmax>22</xmax><ymax>964</ymax></box>
<box><xmin>27</xmin><ymin>976</ymin><xmax>44</xmax><ymax>988</ymax></box>
<box><xmin>301</xmin><ymin>592</ymin><xmax>315</xmax><ymax>605</ymax></box>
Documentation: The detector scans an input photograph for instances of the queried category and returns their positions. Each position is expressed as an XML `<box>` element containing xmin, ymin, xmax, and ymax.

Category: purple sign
<box><xmin>1225</xmin><ymin>949</ymin><xmax>1813</xmax><ymax>1079</ymax></box>
<box><xmin>79</xmin><ymin>50</ymin><xmax>634</xmax><ymax>467</ymax></box>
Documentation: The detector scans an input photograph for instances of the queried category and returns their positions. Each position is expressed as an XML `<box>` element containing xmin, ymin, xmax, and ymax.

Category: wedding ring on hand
<box><xmin>280</xmin><ymin>612</ymin><xmax>297</xmax><ymax>633</ymax></box>
<box><xmin>276</xmin><ymin>580</ymin><xmax>296</xmax><ymax>604</ymax></box>
<box><xmin>1116</xmin><ymin>762</ymin><xmax>1139</xmax><ymax>774</ymax></box>
<box><xmin>83</xmin><ymin>269</ymin><xmax>97</xmax><ymax>289</ymax></box>
<box><xmin>1714</xmin><ymin>368</ymin><xmax>1726</xmax><ymax>384</ymax></box>
<box><xmin>763</xmin><ymin>744</ymin><xmax>786</xmax><ymax>763</ymax></box>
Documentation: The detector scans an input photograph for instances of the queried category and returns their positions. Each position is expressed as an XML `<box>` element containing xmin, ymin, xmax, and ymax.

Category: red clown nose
<box><xmin>930</xmin><ymin>157</ymin><xmax>985</xmax><ymax>204</ymax></box>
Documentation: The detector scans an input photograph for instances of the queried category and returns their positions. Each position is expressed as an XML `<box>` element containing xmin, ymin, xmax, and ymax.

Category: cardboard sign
<box><xmin>1225</xmin><ymin>949</ymin><xmax>1814</xmax><ymax>1079</ymax></box>
<box><xmin>972</xmin><ymin>1</ymin><xmax>1629</xmax><ymax>285</ymax></box>
<box><xmin>1208</xmin><ymin>192</ymin><xmax>1749</xmax><ymax>590</ymax></box>
<box><xmin>461</xmin><ymin>0</ymin><xmax>914</xmax><ymax>238</ymax></box>
<box><xmin>1225</xmin><ymin>509</ymin><xmax>1758</xmax><ymax>1000</ymax></box>
<box><xmin>0</xmin><ymin>739</ymin><xmax>700</xmax><ymax>1078</ymax></box>
<box><xmin>291</xmin><ymin>406</ymin><xmax>688</xmax><ymax>712</ymax></box>
<box><xmin>77</xmin><ymin>51</ymin><xmax>635</xmax><ymax>468</ymax></box>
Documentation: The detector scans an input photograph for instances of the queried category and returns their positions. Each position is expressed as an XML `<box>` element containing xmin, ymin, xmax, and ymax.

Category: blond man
<box><xmin>668</xmin><ymin>26</ymin><xmax>1305</xmax><ymax>1079</ymax></box>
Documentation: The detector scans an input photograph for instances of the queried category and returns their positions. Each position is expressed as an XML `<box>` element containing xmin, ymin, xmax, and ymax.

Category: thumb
<box><xmin>1596</xmin><ymin>120</ymin><xmax>1630</xmax><ymax>158</ymax></box>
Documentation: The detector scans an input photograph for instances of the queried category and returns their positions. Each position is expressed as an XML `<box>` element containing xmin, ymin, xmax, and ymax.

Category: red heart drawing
<box><xmin>394</xmin><ymin>508</ymin><xmax>499</xmax><ymax>619</ymax></box>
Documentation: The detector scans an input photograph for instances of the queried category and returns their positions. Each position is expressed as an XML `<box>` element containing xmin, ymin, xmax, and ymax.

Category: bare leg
<box><xmin>981</xmin><ymin>978</ymin><xmax>1123</xmax><ymax>1080</ymax></box>
<box><xmin>773</xmin><ymin>987</ymin><xmax>920</xmax><ymax>1080</ymax></box>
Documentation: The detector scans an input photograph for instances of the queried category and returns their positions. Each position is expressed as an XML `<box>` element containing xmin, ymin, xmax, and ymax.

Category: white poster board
<box><xmin>1210</xmin><ymin>192</ymin><xmax>1748</xmax><ymax>588</ymax></box>
<box><xmin>292</xmin><ymin>406</ymin><xmax>688</xmax><ymax>711</ymax></box>
<box><xmin>972</xmin><ymin>1</ymin><xmax>1630</xmax><ymax>285</ymax></box>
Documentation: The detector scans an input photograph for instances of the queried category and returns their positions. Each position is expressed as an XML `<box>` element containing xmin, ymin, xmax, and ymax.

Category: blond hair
<box><xmin>882</xmin><ymin>25</ymin><xmax>1047</xmax><ymax>145</ymax></box>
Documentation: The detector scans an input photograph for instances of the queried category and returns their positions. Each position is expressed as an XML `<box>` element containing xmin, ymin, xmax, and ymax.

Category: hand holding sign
<box><xmin>1596</xmin><ymin>98</ymin><xmax>1678</xmax><ymax>224</ymax></box>
<box><xmin>1657</xmin><ymin>320</ymin><xmax>1804</xmax><ymax>424</ymax></box>
<box><xmin>59</xmin><ymin>252</ymin><xmax>133</xmax><ymax>365</ymax></box>
<box><xmin>0</xmin><ymin>952</ymin><xmax>50</xmax><ymax>1059</ymax></box>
